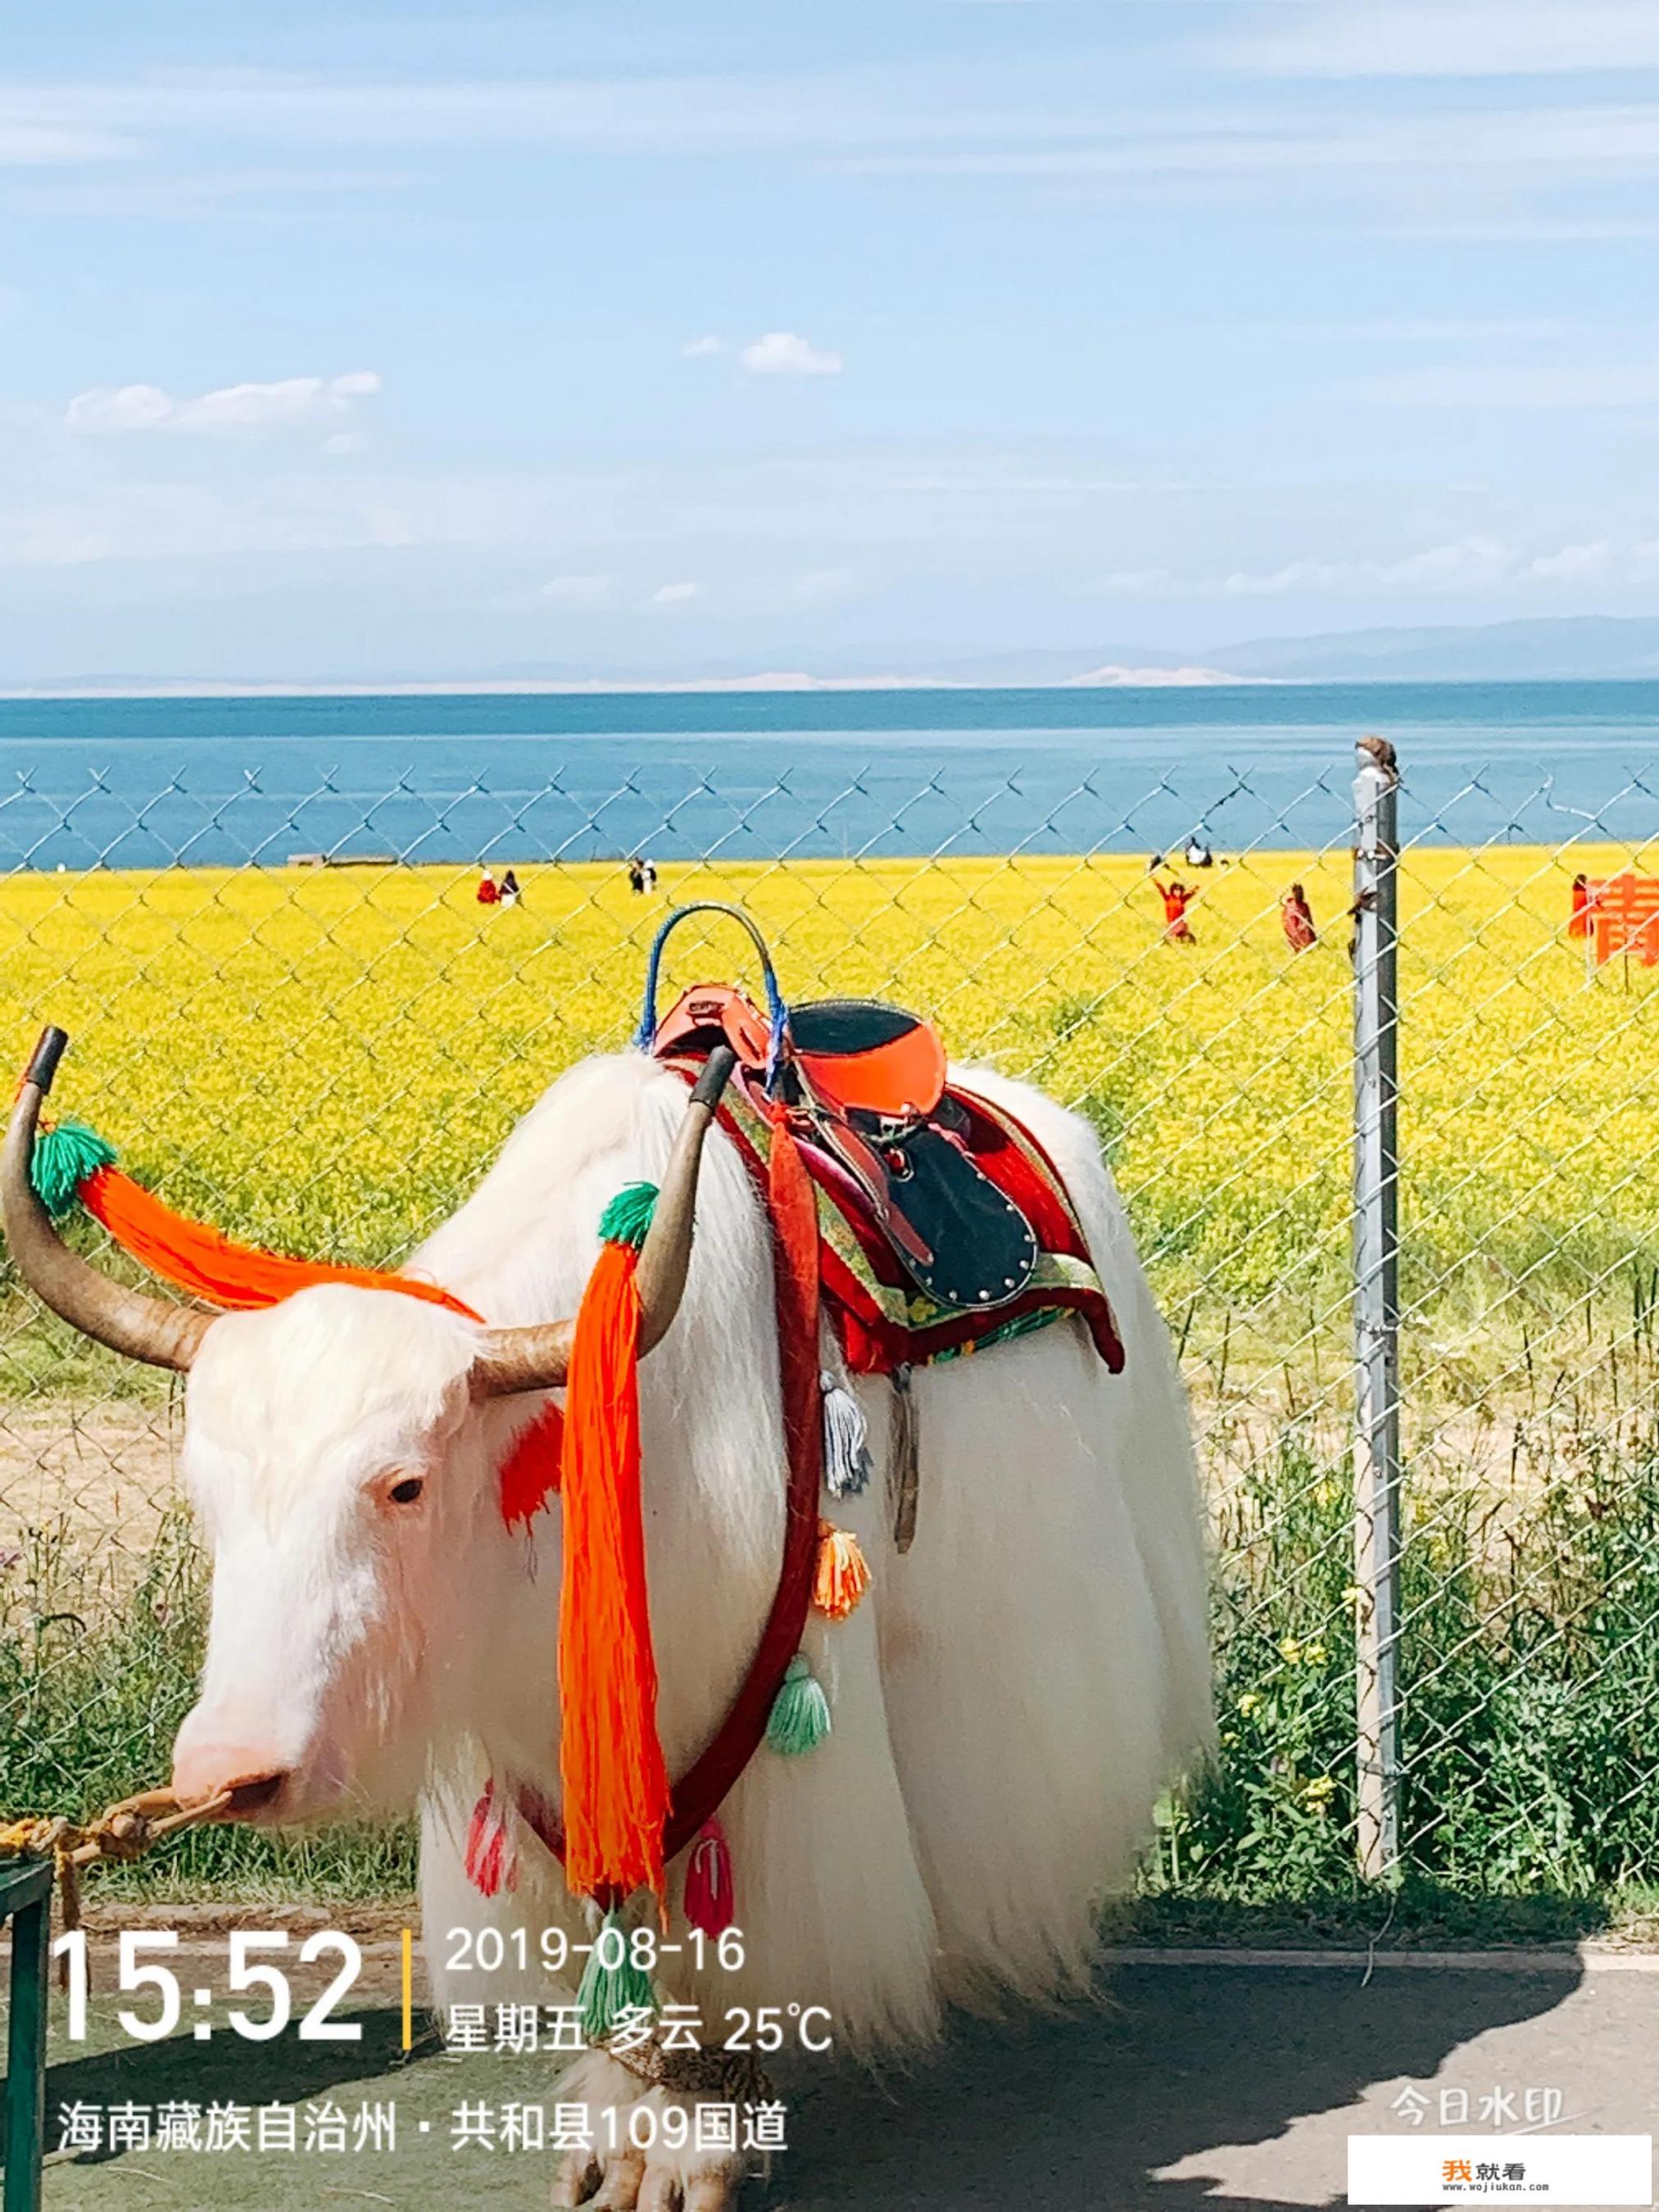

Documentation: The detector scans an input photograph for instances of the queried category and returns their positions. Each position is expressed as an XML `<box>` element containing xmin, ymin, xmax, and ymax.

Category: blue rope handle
<box><xmin>634</xmin><ymin>902</ymin><xmax>791</xmax><ymax>1094</ymax></box>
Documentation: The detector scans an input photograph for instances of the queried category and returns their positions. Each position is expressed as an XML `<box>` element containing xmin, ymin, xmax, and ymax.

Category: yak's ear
<box><xmin>2</xmin><ymin>1027</ymin><xmax>215</xmax><ymax>1374</ymax></box>
<box><xmin>468</xmin><ymin>1047</ymin><xmax>737</xmax><ymax>1400</ymax></box>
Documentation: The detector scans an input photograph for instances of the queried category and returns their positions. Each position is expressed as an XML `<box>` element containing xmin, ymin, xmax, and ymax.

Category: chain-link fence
<box><xmin>2</xmin><ymin>737</ymin><xmax>1657</xmax><ymax>1901</ymax></box>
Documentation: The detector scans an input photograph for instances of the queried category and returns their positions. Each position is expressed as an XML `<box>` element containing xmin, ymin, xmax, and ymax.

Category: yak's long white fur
<box><xmin>180</xmin><ymin>1049</ymin><xmax>1209</xmax><ymax>2062</ymax></box>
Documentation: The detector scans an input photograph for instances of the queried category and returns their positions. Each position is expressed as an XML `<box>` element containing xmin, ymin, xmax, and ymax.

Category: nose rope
<box><xmin>0</xmin><ymin>1784</ymin><xmax>234</xmax><ymax>1979</ymax></box>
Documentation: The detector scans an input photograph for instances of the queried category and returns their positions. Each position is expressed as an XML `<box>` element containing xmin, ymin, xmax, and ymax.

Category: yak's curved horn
<box><xmin>2</xmin><ymin>1027</ymin><xmax>215</xmax><ymax>1373</ymax></box>
<box><xmin>469</xmin><ymin>1045</ymin><xmax>738</xmax><ymax>1399</ymax></box>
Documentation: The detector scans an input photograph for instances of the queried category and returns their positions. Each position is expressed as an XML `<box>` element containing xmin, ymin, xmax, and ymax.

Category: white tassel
<box><xmin>820</xmin><ymin>1370</ymin><xmax>873</xmax><ymax>1497</ymax></box>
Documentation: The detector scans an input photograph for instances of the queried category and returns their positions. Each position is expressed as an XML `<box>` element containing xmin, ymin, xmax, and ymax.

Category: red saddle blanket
<box><xmin>665</xmin><ymin>1058</ymin><xmax>1124</xmax><ymax>1377</ymax></box>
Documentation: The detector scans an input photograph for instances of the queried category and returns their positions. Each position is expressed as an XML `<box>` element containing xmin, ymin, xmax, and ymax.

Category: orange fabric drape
<box><xmin>78</xmin><ymin>1165</ymin><xmax>481</xmax><ymax>1321</ymax></box>
<box><xmin>555</xmin><ymin>1241</ymin><xmax>670</xmax><ymax>1906</ymax></box>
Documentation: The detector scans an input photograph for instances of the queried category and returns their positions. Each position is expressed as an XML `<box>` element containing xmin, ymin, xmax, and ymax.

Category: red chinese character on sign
<box><xmin>1588</xmin><ymin>876</ymin><xmax>1659</xmax><ymax>966</ymax></box>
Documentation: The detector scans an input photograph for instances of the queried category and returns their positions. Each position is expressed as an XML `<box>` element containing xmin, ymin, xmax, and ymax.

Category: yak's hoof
<box><xmin>552</xmin><ymin>2143</ymin><xmax>744</xmax><ymax>2211</ymax></box>
<box><xmin>548</xmin><ymin>2051</ymin><xmax>750</xmax><ymax>2211</ymax></box>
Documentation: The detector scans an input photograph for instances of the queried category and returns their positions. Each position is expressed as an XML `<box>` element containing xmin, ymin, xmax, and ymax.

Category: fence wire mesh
<box><xmin>2</xmin><ymin>741</ymin><xmax>1656</xmax><ymax>1901</ymax></box>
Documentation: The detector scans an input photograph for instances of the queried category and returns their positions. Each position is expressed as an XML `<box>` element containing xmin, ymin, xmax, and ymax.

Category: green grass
<box><xmin>0</xmin><ymin>1512</ymin><xmax>414</xmax><ymax>1899</ymax></box>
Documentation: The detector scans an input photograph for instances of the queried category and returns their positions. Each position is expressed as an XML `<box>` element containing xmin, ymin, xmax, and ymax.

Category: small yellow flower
<box><xmin>1342</xmin><ymin>1584</ymin><xmax>1365</xmax><ymax>1606</ymax></box>
<box><xmin>1238</xmin><ymin>1691</ymin><xmax>1261</xmax><ymax>1716</ymax></box>
<box><xmin>1303</xmin><ymin>1641</ymin><xmax>1328</xmax><ymax>1666</ymax></box>
<box><xmin>1303</xmin><ymin>1775</ymin><xmax>1337</xmax><ymax>1801</ymax></box>
<box><xmin>1278</xmin><ymin>1637</ymin><xmax>1303</xmax><ymax>1664</ymax></box>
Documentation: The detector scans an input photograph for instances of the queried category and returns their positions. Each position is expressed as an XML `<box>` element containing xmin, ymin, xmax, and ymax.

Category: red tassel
<box><xmin>465</xmin><ymin>1782</ymin><xmax>519</xmax><ymax>1897</ymax></box>
<box><xmin>683</xmin><ymin>1818</ymin><xmax>735</xmax><ymax>1936</ymax></box>
<box><xmin>497</xmin><ymin>1399</ymin><xmax>564</xmax><ymax>1529</ymax></box>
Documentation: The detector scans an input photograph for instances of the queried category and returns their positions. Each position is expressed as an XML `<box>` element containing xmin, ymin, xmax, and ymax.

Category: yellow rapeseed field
<box><xmin>0</xmin><ymin>841</ymin><xmax>1655</xmax><ymax>1363</ymax></box>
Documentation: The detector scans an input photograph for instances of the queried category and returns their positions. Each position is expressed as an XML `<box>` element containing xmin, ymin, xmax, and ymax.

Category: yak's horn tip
<box><xmin>24</xmin><ymin>1026</ymin><xmax>70</xmax><ymax>1096</ymax></box>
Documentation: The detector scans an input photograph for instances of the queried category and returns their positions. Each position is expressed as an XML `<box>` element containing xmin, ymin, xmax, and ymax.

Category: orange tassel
<box><xmin>813</xmin><ymin>1517</ymin><xmax>871</xmax><ymax>1621</ymax></box>
<box><xmin>557</xmin><ymin>1240</ymin><xmax>670</xmax><ymax>1906</ymax></box>
<box><xmin>78</xmin><ymin>1166</ymin><xmax>481</xmax><ymax>1321</ymax></box>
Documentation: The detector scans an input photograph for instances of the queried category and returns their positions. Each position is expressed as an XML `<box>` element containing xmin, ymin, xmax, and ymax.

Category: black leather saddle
<box><xmin>636</xmin><ymin>904</ymin><xmax>1039</xmax><ymax>1312</ymax></box>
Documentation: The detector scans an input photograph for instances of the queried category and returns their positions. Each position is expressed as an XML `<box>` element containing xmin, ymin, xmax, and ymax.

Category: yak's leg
<box><xmin>870</xmin><ymin>1318</ymin><xmax>1205</xmax><ymax>2012</ymax></box>
<box><xmin>970</xmin><ymin>1069</ymin><xmax>1213</xmax><ymax>1773</ymax></box>
<box><xmin>870</xmin><ymin>1068</ymin><xmax>1210</xmax><ymax>2015</ymax></box>
<box><xmin>544</xmin><ymin>1524</ymin><xmax>944</xmax><ymax>2208</ymax></box>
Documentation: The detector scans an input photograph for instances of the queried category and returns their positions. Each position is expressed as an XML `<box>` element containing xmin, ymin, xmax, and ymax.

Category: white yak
<box><xmin>4</xmin><ymin>1041</ymin><xmax>1211</xmax><ymax>2210</ymax></box>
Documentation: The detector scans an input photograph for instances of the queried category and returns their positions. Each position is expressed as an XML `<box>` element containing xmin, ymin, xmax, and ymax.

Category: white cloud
<box><xmin>1095</xmin><ymin>566</ymin><xmax>1178</xmax><ymax>597</ymax></box>
<box><xmin>1222</xmin><ymin>558</ymin><xmax>1353</xmax><ymax>598</ymax></box>
<box><xmin>1217</xmin><ymin>536</ymin><xmax>1617</xmax><ymax>601</ymax></box>
<box><xmin>790</xmin><ymin>567</ymin><xmax>857</xmax><ymax>602</ymax></box>
<box><xmin>681</xmin><ymin>335</ymin><xmax>724</xmax><ymax>358</ymax></box>
<box><xmin>1525</xmin><ymin>540</ymin><xmax>1612</xmax><ymax>581</ymax></box>
<box><xmin>1377</xmin><ymin>536</ymin><xmax>1514</xmax><ymax>588</ymax></box>
<box><xmin>1208</xmin><ymin>3</ymin><xmax>1659</xmax><ymax>80</ymax></box>
<box><xmin>651</xmin><ymin>581</ymin><xmax>700</xmax><ymax>604</ymax></box>
<box><xmin>2</xmin><ymin>166</ymin><xmax>411</xmax><ymax>220</ymax></box>
<box><xmin>738</xmin><ymin>332</ymin><xmax>843</xmax><ymax>378</ymax></box>
<box><xmin>66</xmin><ymin>370</ymin><xmax>383</xmax><ymax>437</ymax></box>
<box><xmin>1356</xmin><ymin>363</ymin><xmax>1659</xmax><ymax>409</ymax></box>
<box><xmin>0</xmin><ymin>116</ymin><xmax>133</xmax><ymax>165</ymax></box>
<box><xmin>1285</xmin><ymin>317</ymin><xmax>1570</xmax><ymax>344</ymax></box>
<box><xmin>1381</xmin><ymin>218</ymin><xmax>1659</xmax><ymax>242</ymax></box>
<box><xmin>65</xmin><ymin>384</ymin><xmax>175</xmax><ymax>434</ymax></box>
<box><xmin>851</xmin><ymin>103</ymin><xmax>1659</xmax><ymax>198</ymax></box>
<box><xmin>0</xmin><ymin>464</ymin><xmax>565</xmax><ymax>570</ymax></box>
<box><xmin>539</xmin><ymin>573</ymin><xmax>612</xmax><ymax>605</ymax></box>
<box><xmin>1</xmin><ymin>67</ymin><xmax>1085</xmax><ymax>161</ymax></box>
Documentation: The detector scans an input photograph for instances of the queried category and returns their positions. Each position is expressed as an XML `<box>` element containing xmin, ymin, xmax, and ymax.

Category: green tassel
<box><xmin>597</xmin><ymin>1181</ymin><xmax>659</xmax><ymax>1251</ymax></box>
<box><xmin>29</xmin><ymin>1121</ymin><xmax>117</xmax><ymax>1218</ymax></box>
<box><xmin>767</xmin><ymin>1652</ymin><xmax>832</xmax><ymax>1756</ymax></box>
<box><xmin>577</xmin><ymin>1907</ymin><xmax>659</xmax><ymax>2043</ymax></box>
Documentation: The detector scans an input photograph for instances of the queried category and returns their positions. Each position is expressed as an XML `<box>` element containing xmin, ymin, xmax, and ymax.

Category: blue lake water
<box><xmin>1</xmin><ymin>681</ymin><xmax>1657</xmax><ymax>868</ymax></box>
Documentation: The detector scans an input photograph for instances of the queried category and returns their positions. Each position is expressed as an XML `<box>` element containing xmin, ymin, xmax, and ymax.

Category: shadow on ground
<box><xmin>6</xmin><ymin>1950</ymin><xmax>1598</xmax><ymax>2210</ymax></box>
<box><xmin>782</xmin><ymin>1960</ymin><xmax>1589</xmax><ymax>2211</ymax></box>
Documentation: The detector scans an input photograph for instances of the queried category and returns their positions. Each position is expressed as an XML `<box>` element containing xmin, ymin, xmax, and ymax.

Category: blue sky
<box><xmin>6</xmin><ymin>2</ymin><xmax>1659</xmax><ymax>682</ymax></box>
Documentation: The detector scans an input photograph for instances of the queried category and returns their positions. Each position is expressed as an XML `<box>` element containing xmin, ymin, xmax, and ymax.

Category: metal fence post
<box><xmin>1353</xmin><ymin>736</ymin><xmax>1402</xmax><ymax>1880</ymax></box>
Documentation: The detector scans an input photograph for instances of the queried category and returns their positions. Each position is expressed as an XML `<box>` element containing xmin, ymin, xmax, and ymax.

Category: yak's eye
<box><xmin>387</xmin><ymin>1476</ymin><xmax>424</xmax><ymax>1507</ymax></box>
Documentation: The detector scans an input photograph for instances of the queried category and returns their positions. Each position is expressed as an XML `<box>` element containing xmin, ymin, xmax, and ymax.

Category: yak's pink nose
<box><xmin>170</xmin><ymin>1736</ymin><xmax>291</xmax><ymax>1820</ymax></box>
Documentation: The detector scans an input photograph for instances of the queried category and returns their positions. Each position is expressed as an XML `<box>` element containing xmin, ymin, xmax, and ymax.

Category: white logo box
<box><xmin>1349</xmin><ymin>2134</ymin><xmax>1652</xmax><ymax>2206</ymax></box>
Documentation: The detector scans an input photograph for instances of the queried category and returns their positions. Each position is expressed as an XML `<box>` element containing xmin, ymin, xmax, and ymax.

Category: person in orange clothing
<box><xmin>1570</xmin><ymin>872</ymin><xmax>1592</xmax><ymax>941</ymax></box>
<box><xmin>1281</xmin><ymin>882</ymin><xmax>1317</xmax><ymax>951</ymax></box>
<box><xmin>1151</xmin><ymin>874</ymin><xmax>1198</xmax><ymax>944</ymax></box>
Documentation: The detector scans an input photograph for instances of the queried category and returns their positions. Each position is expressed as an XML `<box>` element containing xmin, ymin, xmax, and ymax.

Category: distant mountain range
<box><xmin>875</xmin><ymin>618</ymin><xmax>1659</xmax><ymax>687</ymax></box>
<box><xmin>14</xmin><ymin>614</ymin><xmax>1659</xmax><ymax>696</ymax></box>
<box><xmin>1201</xmin><ymin>616</ymin><xmax>1659</xmax><ymax>683</ymax></box>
